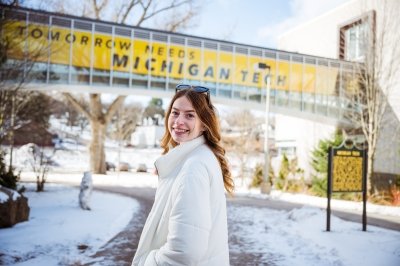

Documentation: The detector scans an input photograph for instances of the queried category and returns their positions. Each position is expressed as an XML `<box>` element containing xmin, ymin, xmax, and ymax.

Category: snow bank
<box><xmin>0</xmin><ymin>186</ymin><xmax>21</xmax><ymax>203</ymax></box>
<box><xmin>0</xmin><ymin>183</ymin><xmax>139</xmax><ymax>265</ymax></box>
<box><xmin>235</xmin><ymin>184</ymin><xmax>400</xmax><ymax>217</ymax></box>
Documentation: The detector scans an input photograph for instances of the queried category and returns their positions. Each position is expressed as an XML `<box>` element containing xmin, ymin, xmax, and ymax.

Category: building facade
<box><xmin>277</xmin><ymin>0</ymin><xmax>400</xmax><ymax>179</ymax></box>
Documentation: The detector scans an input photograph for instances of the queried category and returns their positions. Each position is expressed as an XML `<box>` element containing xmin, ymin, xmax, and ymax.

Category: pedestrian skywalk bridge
<box><xmin>1</xmin><ymin>5</ymin><xmax>360</xmax><ymax>125</ymax></box>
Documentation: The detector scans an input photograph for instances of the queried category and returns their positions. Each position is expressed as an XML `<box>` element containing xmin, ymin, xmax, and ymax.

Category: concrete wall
<box><xmin>374</xmin><ymin>106</ymin><xmax>400</xmax><ymax>174</ymax></box>
<box><xmin>273</xmin><ymin>114</ymin><xmax>336</xmax><ymax>179</ymax></box>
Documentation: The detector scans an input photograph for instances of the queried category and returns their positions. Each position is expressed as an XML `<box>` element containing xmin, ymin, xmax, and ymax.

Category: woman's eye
<box><xmin>171</xmin><ymin>111</ymin><xmax>179</xmax><ymax>117</ymax></box>
<box><xmin>186</xmin><ymin>113</ymin><xmax>195</xmax><ymax>119</ymax></box>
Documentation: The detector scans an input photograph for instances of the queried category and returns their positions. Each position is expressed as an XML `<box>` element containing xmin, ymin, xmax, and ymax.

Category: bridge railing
<box><xmin>1</xmin><ymin>5</ymin><xmax>360</xmax><ymax>124</ymax></box>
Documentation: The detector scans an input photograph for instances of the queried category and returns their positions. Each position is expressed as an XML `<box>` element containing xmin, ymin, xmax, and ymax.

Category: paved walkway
<box><xmin>84</xmin><ymin>185</ymin><xmax>400</xmax><ymax>266</ymax></box>
<box><xmin>83</xmin><ymin>187</ymin><xmax>155</xmax><ymax>266</ymax></box>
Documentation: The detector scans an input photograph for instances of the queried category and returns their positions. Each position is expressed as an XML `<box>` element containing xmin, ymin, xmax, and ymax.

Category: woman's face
<box><xmin>168</xmin><ymin>96</ymin><xmax>205</xmax><ymax>144</ymax></box>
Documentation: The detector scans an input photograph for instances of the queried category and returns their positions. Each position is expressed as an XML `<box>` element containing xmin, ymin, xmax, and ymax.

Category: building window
<box><xmin>344</xmin><ymin>22</ymin><xmax>367</xmax><ymax>61</ymax></box>
<box><xmin>339</xmin><ymin>11</ymin><xmax>375</xmax><ymax>62</ymax></box>
<box><xmin>278</xmin><ymin>146</ymin><xmax>296</xmax><ymax>157</ymax></box>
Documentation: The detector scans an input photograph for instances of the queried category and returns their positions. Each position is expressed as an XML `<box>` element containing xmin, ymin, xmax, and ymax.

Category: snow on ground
<box><xmin>0</xmin><ymin>183</ymin><xmax>139</xmax><ymax>266</ymax></box>
<box><xmin>236</xmin><ymin>186</ymin><xmax>400</xmax><ymax>218</ymax></box>
<box><xmin>1</xmin><ymin>141</ymin><xmax>400</xmax><ymax>265</ymax></box>
<box><xmin>228</xmin><ymin>205</ymin><xmax>400</xmax><ymax>266</ymax></box>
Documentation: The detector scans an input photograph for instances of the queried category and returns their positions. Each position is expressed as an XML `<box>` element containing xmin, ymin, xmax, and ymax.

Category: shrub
<box><xmin>310</xmin><ymin>131</ymin><xmax>343</xmax><ymax>197</ymax></box>
<box><xmin>310</xmin><ymin>175</ymin><xmax>327</xmax><ymax>197</ymax></box>
<box><xmin>390</xmin><ymin>184</ymin><xmax>400</xmax><ymax>206</ymax></box>
<box><xmin>275</xmin><ymin>153</ymin><xmax>289</xmax><ymax>190</ymax></box>
<box><xmin>250</xmin><ymin>163</ymin><xmax>263</xmax><ymax>188</ymax></box>
<box><xmin>0</xmin><ymin>151</ymin><xmax>20</xmax><ymax>191</ymax></box>
<box><xmin>287</xmin><ymin>178</ymin><xmax>307</xmax><ymax>193</ymax></box>
<box><xmin>273</xmin><ymin>154</ymin><xmax>306</xmax><ymax>192</ymax></box>
<box><xmin>250</xmin><ymin>162</ymin><xmax>274</xmax><ymax>188</ymax></box>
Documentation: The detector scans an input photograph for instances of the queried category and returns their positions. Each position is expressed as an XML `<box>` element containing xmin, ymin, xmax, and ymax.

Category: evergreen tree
<box><xmin>0</xmin><ymin>151</ymin><xmax>20</xmax><ymax>190</ymax></box>
<box><xmin>275</xmin><ymin>153</ymin><xmax>289</xmax><ymax>190</ymax></box>
<box><xmin>250</xmin><ymin>162</ymin><xmax>274</xmax><ymax>188</ymax></box>
<box><xmin>143</xmin><ymin>98</ymin><xmax>164</xmax><ymax>122</ymax></box>
<box><xmin>310</xmin><ymin>130</ymin><xmax>343</xmax><ymax>196</ymax></box>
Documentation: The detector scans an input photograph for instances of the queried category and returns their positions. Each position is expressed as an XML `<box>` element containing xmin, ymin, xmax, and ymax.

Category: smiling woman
<box><xmin>131</xmin><ymin>84</ymin><xmax>234</xmax><ymax>266</ymax></box>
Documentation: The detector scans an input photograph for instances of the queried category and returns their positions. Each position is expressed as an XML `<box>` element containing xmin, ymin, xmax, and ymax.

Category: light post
<box><xmin>258</xmin><ymin>63</ymin><xmax>272</xmax><ymax>194</ymax></box>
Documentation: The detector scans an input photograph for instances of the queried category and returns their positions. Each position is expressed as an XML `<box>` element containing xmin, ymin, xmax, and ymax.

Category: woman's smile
<box><xmin>172</xmin><ymin>127</ymin><xmax>189</xmax><ymax>134</ymax></box>
<box><xmin>168</xmin><ymin>96</ymin><xmax>205</xmax><ymax>143</ymax></box>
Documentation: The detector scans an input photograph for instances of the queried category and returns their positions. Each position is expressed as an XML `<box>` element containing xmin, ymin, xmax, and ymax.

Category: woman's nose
<box><xmin>174</xmin><ymin>114</ymin><xmax>184</xmax><ymax>125</ymax></box>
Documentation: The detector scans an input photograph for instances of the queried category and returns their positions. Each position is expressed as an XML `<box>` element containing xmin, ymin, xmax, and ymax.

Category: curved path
<box><xmin>84</xmin><ymin>187</ymin><xmax>155</xmax><ymax>266</ymax></box>
<box><xmin>84</xmin><ymin>186</ymin><xmax>400</xmax><ymax>266</ymax></box>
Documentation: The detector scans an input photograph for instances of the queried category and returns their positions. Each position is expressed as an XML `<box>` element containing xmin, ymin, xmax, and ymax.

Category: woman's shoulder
<box><xmin>181</xmin><ymin>144</ymin><xmax>219</xmax><ymax>173</ymax></box>
<box><xmin>187</xmin><ymin>144</ymin><xmax>215</xmax><ymax>162</ymax></box>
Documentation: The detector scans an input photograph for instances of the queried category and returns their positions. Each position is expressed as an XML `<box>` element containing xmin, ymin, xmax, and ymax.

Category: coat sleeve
<box><xmin>144</xmin><ymin>161</ymin><xmax>212</xmax><ymax>266</ymax></box>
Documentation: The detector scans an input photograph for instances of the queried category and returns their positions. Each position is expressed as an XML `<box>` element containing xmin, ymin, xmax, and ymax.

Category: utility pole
<box><xmin>259</xmin><ymin>63</ymin><xmax>272</xmax><ymax>194</ymax></box>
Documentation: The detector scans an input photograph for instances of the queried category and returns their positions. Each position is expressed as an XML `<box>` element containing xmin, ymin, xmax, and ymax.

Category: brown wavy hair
<box><xmin>160</xmin><ymin>88</ymin><xmax>234</xmax><ymax>194</ymax></box>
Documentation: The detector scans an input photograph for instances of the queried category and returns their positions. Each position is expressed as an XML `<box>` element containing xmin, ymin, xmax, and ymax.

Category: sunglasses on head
<box><xmin>175</xmin><ymin>84</ymin><xmax>211</xmax><ymax>102</ymax></box>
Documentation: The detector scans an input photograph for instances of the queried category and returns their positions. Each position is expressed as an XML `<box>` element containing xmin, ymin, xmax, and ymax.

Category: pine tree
<box><xmin>0</xmin><ymin>151</ymin><xmax>20</xmax><ymax>190</ymax></box>
<box><xmin>275</xmin><ymin>153</ymin><xmax>290</xmax><ymax>190</ymax></box>
<box><xmin>310</xmin><ymin>131</ymin><xmax>343</xmax><ymax>196</ymax></box>
<box><xmin>250</xmin><ymin>162</ymin><xmax>274</xmax><ymax>188</ymax></box>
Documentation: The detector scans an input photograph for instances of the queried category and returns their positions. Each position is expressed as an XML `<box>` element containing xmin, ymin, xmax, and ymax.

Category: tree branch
<box><xmin>63</xmin><ymin>93</ymin><xmax>92</xmax><ymax>120</ymax></box>
<box><xmin>119</xmin><ymin>0</ymin><xmax>141</xmax><ymax>24</ymax></box>
<box><xmin>105</xmin><ymin>95</ymin><xmax>127</xmax><ymax>124</ymax></box>
<box><xmin>165</xmin><ymin>8</ymin><xmax>194</xmax><ymax>32</ymax></box>
<box><xmin>136</xmin><ymin>0</ymin><xmax>192</xmax><ymax>27</ymax></box>
<box><xmin>91</xmin><ymin>0</ymin><xmax>109</xmax><ymax>19</ymax></box>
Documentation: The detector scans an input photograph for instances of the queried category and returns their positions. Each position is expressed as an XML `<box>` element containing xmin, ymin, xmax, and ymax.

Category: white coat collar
<box><xmin>155</xmin><ymin>135</ymin><xmax>205</xmax><ymax>179</ymax></box>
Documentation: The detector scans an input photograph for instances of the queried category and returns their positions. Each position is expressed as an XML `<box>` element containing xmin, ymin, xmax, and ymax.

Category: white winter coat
<box><xmin>131</xmin><ymin>136</ymin><xmax>230</xmax><ymax>266</ymax></box>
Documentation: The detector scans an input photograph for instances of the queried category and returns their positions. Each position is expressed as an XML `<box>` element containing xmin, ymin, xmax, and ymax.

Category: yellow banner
<box><xmin>4</xmin><ymin>21</ymin><xmax>340</xmax><ymax>94</ymax></box>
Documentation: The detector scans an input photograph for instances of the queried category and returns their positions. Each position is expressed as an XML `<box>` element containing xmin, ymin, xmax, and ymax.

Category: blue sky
<box><xmin>25</xmin><ymin>0</ymin><xmax>351</xmax><ymax>49</ymax></box>
<box><xmin>135</xmin><ymin>0</ymin><xmax>353</xmax><ymax>108</ymax></box>
<box><xmin>181</xmin><ymin>0</ymin><xmax>351</xmax><ymax>49</ymax></box>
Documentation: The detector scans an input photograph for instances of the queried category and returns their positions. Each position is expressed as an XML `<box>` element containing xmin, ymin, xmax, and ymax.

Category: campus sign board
<box><xmin>331</xmin><ymin>148</ymin><xmax>365</xmax><ymax>192</ymax></box>
<box><xmin>326</xmin><ymin>143</ymin><xmax>367</xmax><ymax>231</ymax></box>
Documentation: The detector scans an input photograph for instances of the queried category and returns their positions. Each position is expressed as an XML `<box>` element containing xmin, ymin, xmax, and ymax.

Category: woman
<box><xmin>132</xmin><ymin>84</ymin><xmax>234</xmax><ymax>266</ymax></box>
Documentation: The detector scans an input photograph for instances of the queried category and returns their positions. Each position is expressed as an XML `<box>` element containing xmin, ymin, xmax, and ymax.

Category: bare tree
<box><xmin>109</xmin><ymin>102</ymin><xmax>143</xmax><ymax>143</ymax></box>
<box><xmin>41</xmin><ymin>0</ymin><xmax>200</xmax><ymax>173</ymax></box>
<box><xmin>1</xmin><ymin>21</ymin><xmax>32</xmax><ymax>143</ymax></box>
<box><xmin>224</xmin><ymin>109</ymin><xmax>262</xmax><ymax>186</ymax></box>
<box><xmin>345</xmin><ymin>0</ymin><xmax>400</xmax><ymax>195</ymax></box>
<box><xmin>0</xmin><ymin>15</ymin><xmax>50</xmax><ymax>168</ymax></box>
<box><xmin>25</xmin><ymin>144</ymin><xmax>51</xmax><ymax>192</ymax></box>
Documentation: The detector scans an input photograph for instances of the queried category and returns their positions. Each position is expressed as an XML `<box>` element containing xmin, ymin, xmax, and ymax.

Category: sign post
<box><xmin>326</xmin><ymin>142</ymin><xmax>368</xmax><ymax>231</ymax></box>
